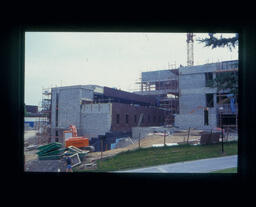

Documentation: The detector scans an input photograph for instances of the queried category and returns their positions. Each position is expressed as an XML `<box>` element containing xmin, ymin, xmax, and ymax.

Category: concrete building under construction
<box><xmin>175</xmin><ymin>60</ymin><xmax>238</xmax><ymax>130</ymax></box>
<box><xmin>135</xmin><ymin>59</ymin><xmax>238</xmax><ymax>130</ymax></box>
<box><xmin>48</xmin><ymin>59</ymin><xmax>238</xmax><ymax>146</ymax></box>
<box><xmin>135</xmin><ymin>68</ymin><xmax>179</xmax><ymax>125</ymax></box>
<box><xmin>50</xmin><ymin>85</ymin><xmax>168</xmax><ymax>143</ymax></box>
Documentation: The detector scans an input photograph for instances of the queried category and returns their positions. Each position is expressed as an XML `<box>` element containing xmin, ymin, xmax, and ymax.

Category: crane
<box><xmin>187</xmin><ymin>33</ymin><xmax>195</xmax><ymax>66</ymax></box>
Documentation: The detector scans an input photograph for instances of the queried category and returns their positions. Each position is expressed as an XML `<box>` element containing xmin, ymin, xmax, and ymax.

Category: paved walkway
<box><xmin>114</xmin><ymin>155</ymin><xmax>237</xmax><ymax>173</ymax></box>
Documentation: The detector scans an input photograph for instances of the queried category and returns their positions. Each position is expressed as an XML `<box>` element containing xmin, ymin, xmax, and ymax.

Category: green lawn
<box><xmin>210</xmin><ymin>167</ymin><xmax>237</xmax><ymax>173</ymax></box>
<box><xmin>77</xmin><ymin>141</ymin><xmax>238</xmax><ymax>172</ymax></box>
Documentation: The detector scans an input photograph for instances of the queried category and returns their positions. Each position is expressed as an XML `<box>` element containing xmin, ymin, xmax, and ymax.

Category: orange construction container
<box><xmin>65</xmin><ymin>137</ymin><xmax>89</xmax><ymax>148</ymax></box>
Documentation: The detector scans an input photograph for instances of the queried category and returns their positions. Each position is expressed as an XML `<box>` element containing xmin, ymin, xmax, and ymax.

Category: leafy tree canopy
<box><xmin>197</xmin><ymin>33</ymin><xmax>238</xmax><ymax>51</ymax></box>
<box><xmin>198</xmin><ymin>33</ymin><xmax>239</xmax><ymax>98</ymax></box>
<box><xmin>207</xmin><ymin>72</ymin><xmax>238</xmax><ymax>97</ymax></box>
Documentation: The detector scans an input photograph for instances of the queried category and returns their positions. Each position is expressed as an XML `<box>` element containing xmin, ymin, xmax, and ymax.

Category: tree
<box><xmin>197</xmin><ymin>33</ymin><xmax>239</xmax><ymax>51</ymax></box>
<box><xmin>207</xmin><ymin>71</ymin><xmax>238</xmax><ymax>97</ymax></box>
<box><xmin>198</xmin><ymin>33</ymin><xmax>239</xmax><ymax>97</ymax></box>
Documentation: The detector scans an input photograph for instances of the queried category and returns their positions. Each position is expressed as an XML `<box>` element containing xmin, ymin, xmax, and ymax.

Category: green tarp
<box><xmin>37</xmin><ymin>143</ymin><xmax>63</xmax><ymax>156</ymax></box>
<box><xmin>37</xmin><ymin>142</ymin><xmax>62</xmax><ymax>151</ymax></box>
<box><xmin>37</xmin><ymin>142</ymin><xmax>88</xmax><ymax>161</ymax></box>
<box><xmin>38</xmin><ymin>154</ymin><xmax>63</xmax><ymax>160</ymax></box>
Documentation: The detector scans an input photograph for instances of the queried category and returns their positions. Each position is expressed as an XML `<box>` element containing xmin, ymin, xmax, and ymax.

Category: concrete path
<box><xmin>114</xmin><ymin>155</ymin><xmax>237</xmax><ymax>173</ymax></box>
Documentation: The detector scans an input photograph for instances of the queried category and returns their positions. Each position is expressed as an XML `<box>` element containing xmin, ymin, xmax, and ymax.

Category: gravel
<box><xmin>25</xmin><ymin>159</ymin><xmax>67</xmax><ymax>172</ymax></box>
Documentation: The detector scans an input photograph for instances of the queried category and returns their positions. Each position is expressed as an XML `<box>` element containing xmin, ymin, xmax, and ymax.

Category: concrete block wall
<box><xmin>175</xmin><ymin>113</ymin><xmax>217</xmax><ymax>130</ymax></box>
<box><xmin>142</xmin><ymin>69</ymin><xmax>177</xmax><ymax>82</ymax></box>
<box><xmin>50</xmin><ymin>86</ymin><xmax>94</xmax><ymax>142</ymax></box>
<box><xmin>179</xmin><ymin>63</ymin><xmax>218</xmax><ymax>75</ymax></box>
<box><xmin>58</xmin><ymin>88</ymin><xmax>81</xmax><ymax>128</ymax></box>
<box><xmin>175</xmin><ymin>64</ymin><xmax>218</xmax><ymax>130</ymax></box>
<box><xmin>179</xmin><ymin>73</ymin><xmax>205</xmax><ymax>89</ymax></box>
<box><xmin>81</xmin><ymin>103</ymin><xmax>112</xmax><ymax>138</ymax></box>
<box><xmin>52</xmin><ymin>87</ymin><xmax>93</xmax><ymax>128</ymax></box>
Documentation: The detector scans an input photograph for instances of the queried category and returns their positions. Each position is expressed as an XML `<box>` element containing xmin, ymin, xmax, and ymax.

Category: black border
<box><xmin>3</xmin><ymin>13</ymin><xmax>256</xmax><ymax>197</ymax></box>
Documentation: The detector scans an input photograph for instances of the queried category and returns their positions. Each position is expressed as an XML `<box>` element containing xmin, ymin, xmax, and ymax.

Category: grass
<box><xmin>210</xmin><ymin>167</ymin><xmax>237</xmax><ymax>173</ymax></box>
<box><xmin>77</xmin><ymin>141</ymin><xmax>238</xmax><ymax>172</ymax></box>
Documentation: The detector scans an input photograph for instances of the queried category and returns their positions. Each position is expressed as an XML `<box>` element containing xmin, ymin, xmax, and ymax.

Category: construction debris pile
<box><xmin>36</xmin><ymin>142</ymin><xmax>89</xmax><ymax>162</ymax></box>
<box><xmin>24</xmin><ymin>142</ymin><xmax>92</xmax><ymax>172</ymax></box>
<box><xmin>37</xmin><ymin>142</ymin><xmax>65</xmax><ymax>160</ymax></box>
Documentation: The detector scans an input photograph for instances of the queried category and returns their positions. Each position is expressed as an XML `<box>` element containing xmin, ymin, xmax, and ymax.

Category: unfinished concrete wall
<box><xmin>81</xmin><ymin>103</ymin><xmax>112</xmax><ymax>138</ymax></box>
<box><xmin>50</xmin><ymin>85</ymin><xmax>94</xmax><ymax>142</ymax></box>
<box><xmin>132</xmin><ymin>126</ymin><xmax>172</xmax><ymax>139</ymax></box>
<box><xmin>80</xmin><ymin>102</ymin><xmax>168</xmax><ymax>138</ymax></box>
<box><xmin>175</xmin><ymin>112</ymin><xmax>217</xmax><ymax>130</ymax></box>
<box><xmin>175</xmin><ymin>64</ymin><xmax>218</xmax><ymax>130</ymax></box>
<box><xmin>142</xmin><ymin>69</ymin><xmax>177</xmax><ymax>82</ymax></box>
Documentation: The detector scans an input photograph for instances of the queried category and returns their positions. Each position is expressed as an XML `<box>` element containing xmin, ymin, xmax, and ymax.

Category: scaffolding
<box><xmin>37</xmin><ymin>88</ymin><xmax>52</xmax><ymax>143</ymax></box>
<box><xmin>136</xmin><ymin>68</ymin><xmax>179</xmax><ymax>125</ymax></box>
<box><xmin>215</xmin><ymin>60</ymin><xmax>238</xmax><ymax>131</ymax></box>
<box><xmin>216</xmin><ymin>93</ymin><xmax>238</xmax><ymax>131</ymax></box>
<box><xmin>41</xmin><ymin>88</ymin><xmax>51</xmax><ymax>124</ymax></box>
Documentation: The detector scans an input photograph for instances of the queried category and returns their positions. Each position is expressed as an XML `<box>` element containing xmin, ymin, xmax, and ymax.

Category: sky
<box><xmin>25</xmin><ymin>32</ymin><xmax>238</xmax><ymax>107</ymax></box>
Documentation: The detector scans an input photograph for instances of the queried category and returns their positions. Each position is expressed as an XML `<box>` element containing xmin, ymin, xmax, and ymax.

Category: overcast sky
<box><xmin>25</xmin><ymin>32</ymin><xmax>238</xmax><ymax>106</ymax></box>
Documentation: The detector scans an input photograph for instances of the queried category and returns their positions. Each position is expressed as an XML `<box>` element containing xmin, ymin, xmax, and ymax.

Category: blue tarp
<box><xmin>230</xmin><ymin>97</ymin><xmax>236</xmax><ymax>113</ymax></box>
<box><xmin>227</xmin><ymin>94</ymin><xmax>236</xmax><ymax>113</ymax></box>
<box><xmin>25</xmin><ymin>121</ymin><xmax>34</xmax><ymax>127</ymax></box>
<box><xmin>110</xmin><ymin>138</ymin><xmax>121</xmax><ymax>150</ymax></box>
<box><xmin>111</xmin><ymin>143</ymin><xmax>116</xmax><ymax>149</ymax></box>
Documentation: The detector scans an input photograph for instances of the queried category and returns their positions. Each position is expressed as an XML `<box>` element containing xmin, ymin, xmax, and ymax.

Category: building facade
<box><xmin>135</xmin><ymin>68</ymin><xmax>179</xmax><ymax>124</ymax></box>
<box><xmin>50</xmin><ymin>85</ymin><xmax>166</xmax><ymax>143</ymax></box>
<box><xmin>81</xmin><ymin>102</ymin><xmax>166</xmax><ymax>138</ymax></box>
<box><xmin>175</xmin><ymin>60</ymin><xmax>238</xmax><ymax>130</ymax></box>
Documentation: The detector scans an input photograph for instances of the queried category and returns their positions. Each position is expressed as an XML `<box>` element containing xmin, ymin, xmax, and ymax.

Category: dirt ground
<box><xmin>87</xmin><ymin>132</ymin><xmax>202</xmax><ymax>160</ymax></box>
<box><xmin>24</xmin><ymin>129</ymin><xmax>237</xmax><ymax>171</ymax></box>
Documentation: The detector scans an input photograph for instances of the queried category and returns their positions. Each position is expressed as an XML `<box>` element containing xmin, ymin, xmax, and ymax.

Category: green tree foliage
<box><xmin>198</xmin><ymin>33</ymin><xmax>238</xmax><ymax>97</ymax></box>
<box><xmin>207</xmin><ymin>72</ymin><xmax>238</xmax><ymax>97</ymax></box>
<box><xmin>197</xmin><ymin>33</ymin><xmax>238</xmax><ymax>51</ymax></box>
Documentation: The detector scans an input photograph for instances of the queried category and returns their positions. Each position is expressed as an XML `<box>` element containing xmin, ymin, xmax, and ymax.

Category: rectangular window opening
<box><xmin>116</xmin><ymin>114</ymin><xmax>120</xmax><ymax>124</ymax></box>
<box><xmin>206</xmin><ymin>93</ymin><xmax>214</xmax><ymax>107</ymax></box>
<box><xmin>204</xmin><ymin>109</ymin><xmax>209</xmax><ymax>125</ymax></box>
<box><xmin>205</xmin><ymin>72</ymin><xmax>213</xmax><ymax>87</ymax></box>
<box><xmin>125</xmin><ymin>114</ymin><xmax>129</xmax><ymax>124</ymax></box>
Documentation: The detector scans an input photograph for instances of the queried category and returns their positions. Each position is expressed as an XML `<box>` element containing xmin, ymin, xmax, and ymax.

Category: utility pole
<box><xmin>101</xmin><ymin>137</ymin><xmax>103</xmax><ymax>159</ymax></box>
<box><xmin>138</xmin><ymin>132</ymin><xmax>141</xmax><ymax>148</ymax></box>
<box><xmin>187</xmin><ymin>127</ymin><xmax>191</xmax><ymax>144</ymax></box>
<box><xmin>164</xmin><ymin>130</ymin><xmax>166</xmax><ymax>146</ymax></box>
<box><xmin>219</xmin><ymin>107</ymin><xmax>224</xmax><ymax>154</ymax></box>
